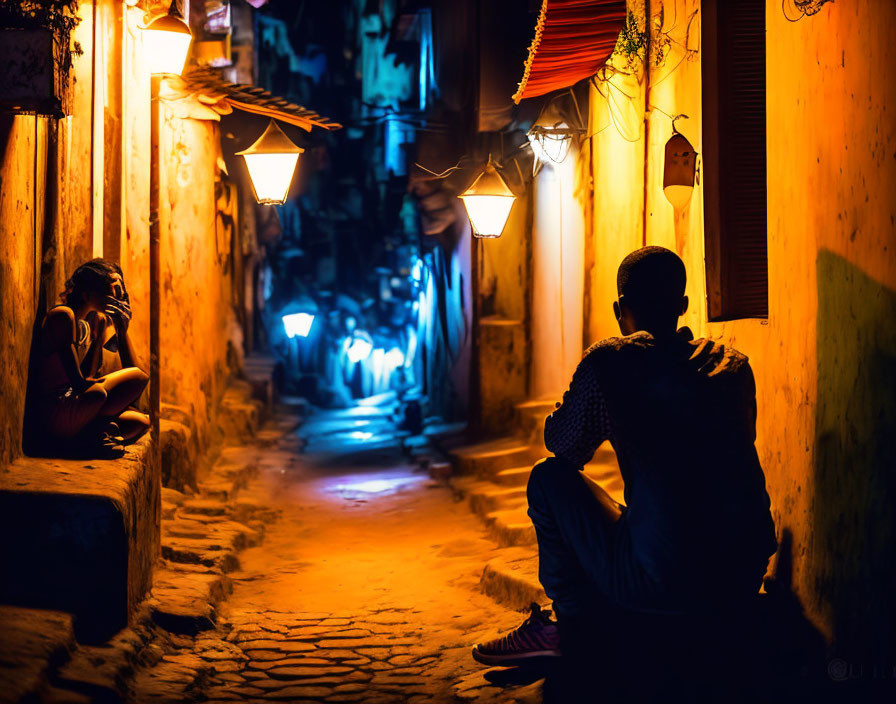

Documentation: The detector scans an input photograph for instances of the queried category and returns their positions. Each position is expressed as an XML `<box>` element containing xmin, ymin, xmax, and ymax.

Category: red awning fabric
<box><xmin>512</xmin><ymin>0</ymin><xmax>627</xmax><ymax>103</ymax></box>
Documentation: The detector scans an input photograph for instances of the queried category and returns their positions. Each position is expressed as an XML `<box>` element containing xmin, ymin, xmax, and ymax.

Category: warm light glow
<box><xmin>243</xmin><ymin>153</ymin><xmax>301</xmax><ymax>205</ymax></box>
<box><xmin>282</xmin><ymin>312</ymin><xmax>314</xmax><ymax>338</ymax></box>
<box><xmin>237</xmin><ymin>120</ymin><xmax>304</xmax><ymax>205</ymax></box>
<box><xmin>663</xmin><ymin>184</ymin><xmax>694</xmax><ymax>209</ymax></box>
<box><xmin>345</xmin><ymin>334</ymin><xmax>373</xmax><ymax>363</ymax></box>
<box><xmin>459</xmin><ymin>159</ymin><xmax>516</xmax><ymax>239</ymax></box>
<box><xmin>662</xmin><ymin>131</ymin><xmax>697</xmax><ymax>209</ymax></box>
<box><xmin>460</xmin><ymin>195</ymin><xmax>516</xmax><ymax>238</ymax></box>
<box><xmin>142</xmin><ymin>8</ymin><xmax>193</xmax><ymax>76</ymax></box>
<box><xmin>528</xmin><ymin>123</ymin><xmax>572</xmax><ymax>164</ymax></box>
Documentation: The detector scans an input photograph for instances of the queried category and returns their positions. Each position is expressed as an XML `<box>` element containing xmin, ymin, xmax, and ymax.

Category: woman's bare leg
<box><xmin>57</xmin><ymin>384</ymin><xmax>108</xmax><ymax>439</ymax></box>
<box><xmin>94</xmin><ymin>368</ymin><xmax>149</xmax><ymax>418</ymax></box>
<box><xmin>116</xmin><ymin>409</ymin><xmax>150</xmax><ymax>443</ymax></box>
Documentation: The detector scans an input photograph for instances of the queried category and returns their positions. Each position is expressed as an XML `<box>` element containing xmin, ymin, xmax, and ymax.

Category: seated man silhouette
<box><xmin>473</xmin><ymin>246</ymin><xmax>777</xmax><ymax>665</ymax></box>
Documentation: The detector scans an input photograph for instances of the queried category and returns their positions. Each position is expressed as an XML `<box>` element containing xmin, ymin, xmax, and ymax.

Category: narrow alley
<box><xmin>131</xmin><ymin>402</ymin><xmax>540</xmax><ymax>704</ymax></box>
<box><xmin>1</xmin><ymin>1</ymin><xmax>894</xmax><ymax>702</ymax></box>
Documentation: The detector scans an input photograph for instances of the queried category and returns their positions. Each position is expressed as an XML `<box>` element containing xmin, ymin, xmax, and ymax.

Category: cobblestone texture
<box><xmin>131</xmin><ymin>411</ymin><xmax>542</xmax><ymax>703</ymax></box>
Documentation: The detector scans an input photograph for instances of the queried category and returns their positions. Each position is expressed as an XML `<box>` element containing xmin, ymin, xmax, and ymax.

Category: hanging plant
<box><xmin>0</xmin><ymin>0</ymin><xmax>82</xmax><ymax>116</ymax></box>
<box><xmin>0</xmin><ymin>0</ymin><xmax>83</xmax><ymax>73</ymax></box>
<box><xmin>613</xmin><ymin>9</ymin><xmax>672</xmax><ymax>70</ymax></box>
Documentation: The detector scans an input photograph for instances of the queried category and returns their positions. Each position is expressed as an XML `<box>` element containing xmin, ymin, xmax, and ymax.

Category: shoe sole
<box><xmin>471</xmin><ymin>645</ymin><xmax>562</xmax><ymax>666</ymax></box>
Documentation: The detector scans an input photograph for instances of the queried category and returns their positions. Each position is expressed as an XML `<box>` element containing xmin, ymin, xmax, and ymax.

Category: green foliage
<box><xmin>613</xmin><ymin>10</ymin><xmax>671</xmax><ymax>70</ymax></box>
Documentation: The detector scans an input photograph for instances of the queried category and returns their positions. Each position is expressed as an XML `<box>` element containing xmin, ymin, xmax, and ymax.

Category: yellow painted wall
<box><xmin>1</xmin><ymin>2</ymin><xmax>245</xmax><ymax>465</ymax></box>
<box><xmin>584</xmin><ymin>0</ymin><xmax>896</xmax><ymax>656</ymax></box>
<box><xmin>159</xmin><ymin>114</ymin><xmax>233</xmax><ymax>449</ymax></box>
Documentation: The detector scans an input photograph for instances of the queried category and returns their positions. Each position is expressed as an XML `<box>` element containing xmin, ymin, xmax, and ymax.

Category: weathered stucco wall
<box><xmin>0</xmin><ymin>7</ymin><xmax>96</xmax><ymax>465</ymax></box>
<box><xmin>159</xmin><ymin>114</ymin><xmax>233</xmax><ymax>450</ymax></box>
<box><xmin>0</xmin><ymin>117</ymin><xmax>40</xmax><ymax>467</ymax></box>
<box><xmin>584</xmin><ymin>0</ymin><xmax>896</xmax><ymax>658</ymax></box>
<box><xmin>1</xmin><ymin>2</ymin><xmax>240</xmax><ymax>466</ymax></box>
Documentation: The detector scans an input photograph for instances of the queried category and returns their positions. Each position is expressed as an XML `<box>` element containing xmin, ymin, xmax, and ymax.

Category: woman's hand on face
<box><xmin>104</xmin><ymin>296</ymin><xmax>132</xmax><ymax>331</ymax></box>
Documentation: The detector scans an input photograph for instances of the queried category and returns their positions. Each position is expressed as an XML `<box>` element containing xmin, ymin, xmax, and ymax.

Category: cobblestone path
<box><xmin>136</xmin><ymin>417</ymin><xmax>543</xmax><ymax>703</ymax></box>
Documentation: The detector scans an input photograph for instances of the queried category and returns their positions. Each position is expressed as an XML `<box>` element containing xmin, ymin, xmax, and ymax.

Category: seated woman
<box><xmin>29</xmin><ymin>258</ymin><xmax>150</xmax><ymax>458</ymax></box>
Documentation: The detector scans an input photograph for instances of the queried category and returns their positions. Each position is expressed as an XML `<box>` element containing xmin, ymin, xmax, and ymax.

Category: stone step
<box><xmin>483</xmin><ymin>508</ymin><xmax>536</xmax><ymax>548</ymax></box>
<box><xmin>511</xmin><ymin>398</ymin><xmax>557</xmax><ymax>445</ymax></box>
<box><xmin>479</xmin><ymin>547</ymin><xmax>545</xmax><ymax>611</ymax></box>
<box><xmin>449</xmin><ymin>438</ymin><xmax>542</xmax><ymax>476</ymax></box>
<box><xmin>54</xmin><ymin>621</ymin><xmax>153</xmax><ymax>703</ymax></box>
<box><xmin>148</xmin><ymin>567</ymin><xmax>233</xmax><ymax>635</ymax></box>
<box><xmin>467</xmin><ymin>483</ymin><xmax>527</xmax><ymax>519</ymax></box>
<box><xmin>0</xmin><ymin>606</ymin><xmax>76</xmax><ymax>704</ymax></box>
<box><xmin>0</xmin><ymin>437</ymin><xmax>158</xmax><ymax>642</ymax></box>
<box><xmin>160</xmin><ymin>535</ymin><xmax>241</xmax><ymax>572</ymax></box>
<box><xmin>493</xmin><ymin>465</ymin><xmax>534</xmax><ymax>487</ymax></box>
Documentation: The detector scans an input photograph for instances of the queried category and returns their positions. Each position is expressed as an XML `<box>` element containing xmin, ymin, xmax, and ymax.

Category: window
<box><xmin>701</xmin><ymin>0</ymin><xmax>768</xmax><ymax>320</ymax></box>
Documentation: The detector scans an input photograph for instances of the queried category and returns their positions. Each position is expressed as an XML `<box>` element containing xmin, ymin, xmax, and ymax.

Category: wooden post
<box><xmin>149</xmin><ymin>74</ymin><xmax>161</xmax><ymax>455</ymax></box>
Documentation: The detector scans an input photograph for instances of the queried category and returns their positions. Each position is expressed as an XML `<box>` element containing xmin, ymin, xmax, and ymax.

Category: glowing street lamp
<box><xmin>142</xmin><ymin>1</ymin><xmax>193</xmax><ymax>76</ymax></box>
<box><xmin>236</xmin><ymin>119</ymin><xmax>304</xmax><ymax>205</ymax></box>
<box><xmin>458</xmin><ymin>157</ymin><xmax>516</xmax><ymax>239</ymax></box>
<box><xmin>528</xmin><ymin>122</ymin><xmax>582</xmax><ymax>165</ymax></box>
<box><xmin>344</xmin><ymin>332</ymin><xmax>373</xmax><ymax>363</ymax></box>
<box><xmin>282</xmin><ymin>312</ymin><xmax>315</xmax><ymax>339</ymax></box>
<box><xmin>385</xmin><ymin>347</ymin><xmax>404</xmax><ymax>369</ymax></box>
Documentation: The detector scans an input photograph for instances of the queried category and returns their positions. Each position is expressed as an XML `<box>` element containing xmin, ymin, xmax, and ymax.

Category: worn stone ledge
<box><xmin>0</xmin><ymin>435</ymin><xmax>159</xmax><ymax>642</ymax></box>
<box><xmin>0</xmin><ymin>606</ymin><xmax>76</xmax><ymax>704</ymax></box>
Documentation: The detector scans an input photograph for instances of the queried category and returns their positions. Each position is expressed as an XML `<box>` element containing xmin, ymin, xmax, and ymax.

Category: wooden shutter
<box><xmin>702</xmin><ymin>0</ymin><xmax>768</xmax><ymax>320</ymax></box>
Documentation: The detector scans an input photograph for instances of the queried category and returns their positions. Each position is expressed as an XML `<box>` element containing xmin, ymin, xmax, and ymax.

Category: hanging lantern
<box><xmin>236</xmin><ymin>119</ymin><xmax>304</xmax><ymax>205</ymax></box>
<box><xmin>663</xmin><ymin>116</ymin><xmax>697</xmax><ymax>209</ymax></box>
<box><xmin>142</xmin><ymin>1</ymin><xmax>193</xmax><ymax>76</ymax></box>
<box><xmin>458</xmin><ymin>157</ymin><xmax>516</xmax><ymax>239</ymax></box>
<box><xmin>528</xmin><ymin>122</ymin><xmax>584</xmax><ymax>165</ymax></box>
<box><xmin>344</xmin><ymin>331</ymin><xmax>373</xmax><ymax>363</ymax></box>
<box><xmin>282</xmin><ymin>312</ymin><xmax>315</xmax><ymax>339</ymax></box>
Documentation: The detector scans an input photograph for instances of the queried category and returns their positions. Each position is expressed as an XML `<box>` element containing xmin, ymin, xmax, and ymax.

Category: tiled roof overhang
<box><xmin>512</xmin><ymin>0</ymin><xmax>626</xmax><ymax>103</ymax></box>
<box><xmin>182</xmin><ymin>67</ymin><xmax>341</xmax><ymax>131</ymax></box>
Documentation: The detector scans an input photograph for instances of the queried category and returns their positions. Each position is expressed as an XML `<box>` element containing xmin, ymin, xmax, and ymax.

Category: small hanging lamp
<box><xmin>141</xmin><ymin>0</ymin><xmax>193</xmax><ymax>76</ymax></box>
<box><xmin>236</xmin><ymin>119</ymin><xmax>304</xmax><ymax>205</ymax></box>
<box><xmin>662</xmin><ymin>115</ymin><xmax>697</xmax><ymax>210</ymax></box>
<box><xmin>458</xmin><ymin>156</ymin><xmax>516</xmax><ymax>239</ymax></box>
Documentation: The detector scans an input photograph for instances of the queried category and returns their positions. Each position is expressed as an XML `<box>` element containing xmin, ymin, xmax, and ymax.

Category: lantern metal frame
<box><xmin>458</xmin><ymin>155</ymin><xmax>517</xmax><ymax>239</ymax></box>
<box><xmin>527</xmin><ymin>123</ymin><xmax>586</xmax><ymax>165</ymax></box>
<box><xmin>236</xmin><ymin>119</ymin><xmax>305</xmax><ymax>205</ymax></box>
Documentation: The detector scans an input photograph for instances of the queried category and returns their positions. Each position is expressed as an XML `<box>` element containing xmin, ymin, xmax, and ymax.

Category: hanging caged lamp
<box><xmin>142</xmin><ymin>0</ymin><xmax>193</xmax><ymax>76</ymax></box>
<box><xmin>236</xmin><ymin>119</ymin><xmax>304</xmax><ymax>205</ymax></box>
<box><xmin>458</xmin><ymin>156</ymin><xmax>516</xmax><ymax>239</ymax></box>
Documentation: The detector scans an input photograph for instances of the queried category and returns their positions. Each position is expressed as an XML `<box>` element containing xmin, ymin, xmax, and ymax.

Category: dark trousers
<box><xmin>526</xmin><ymin>456</ymin><xmax>659</xmax><ymax>622</ymax></box>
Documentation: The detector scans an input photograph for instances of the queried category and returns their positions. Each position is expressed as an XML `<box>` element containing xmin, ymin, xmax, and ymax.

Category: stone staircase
<box><xmin>448</xmin><ymin>397</ymin><xmax>624</xmax><ymax>611</ymax></box>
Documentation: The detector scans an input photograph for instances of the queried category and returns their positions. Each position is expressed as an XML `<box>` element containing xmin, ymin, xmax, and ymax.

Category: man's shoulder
<box><xmin>579</xmin><ymin>333</ymin><xmax>654</xmax><ymax>374</ymax></box>
<box><xmin>584</xmin><ymin>332</ymin><xmax>654</xmax><ymax>357</ymax></box>
<box><xmin>685</xmin><ymin>337</ymin><xmax>752</xmax><ymax>378</ymax></box>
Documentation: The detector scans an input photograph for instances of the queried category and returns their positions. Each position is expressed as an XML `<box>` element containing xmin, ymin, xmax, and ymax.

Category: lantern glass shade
<box><xmin>236</xmin><ymin>120</ymin><xmax>304</xmax><ymax>205</ymax></box>
<box><xmin>142</xmin><ymin>7</ymin><xmax>193</xmax><ymax>76</ymax></box>
<box><xmin>528</xmin><ymin>122</ymin><xmax>573</xmax><ymax>164</ymax></box>
<box><xmin>458</xmin><ymin>160</ymin><xmax>516</xmax><ymax>238</ymax></box>
<box><xmin>662</xmin><ymin>133</ymin><xmax>697</xmax><ymax>209</ymax></box>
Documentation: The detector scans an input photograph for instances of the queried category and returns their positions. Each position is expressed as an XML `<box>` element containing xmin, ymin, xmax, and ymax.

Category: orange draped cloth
<box><xmin>512</xmin><ymin>0</ymin><xmax>627</xmax><ymax>103</ymax></box>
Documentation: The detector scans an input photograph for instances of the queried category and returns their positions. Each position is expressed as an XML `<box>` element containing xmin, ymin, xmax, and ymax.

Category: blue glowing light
<box><xmin>385</xmin><ymin>347</ymin><xmax>404</xmax><ymax>368</ymax></box>
<box><xmin>345</xmin><ymin>334</ymin><xmax>373</xmax><ymax>363</ymax></box>
<box><xmin>282</xmin><ymin>312</ymin><xmax>315</xmax><ymax>338</ymax></box>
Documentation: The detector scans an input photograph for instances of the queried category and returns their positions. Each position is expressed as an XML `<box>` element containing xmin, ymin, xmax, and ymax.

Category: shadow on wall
<box><xmin>814</xmin><ymin>248</ymin><xmax>896</xmax><ymax>666</ymax></box>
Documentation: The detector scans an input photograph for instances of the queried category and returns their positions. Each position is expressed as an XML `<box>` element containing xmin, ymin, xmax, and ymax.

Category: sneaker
<box><xmin>471</xmin><ymin>603</ymin><xmax>562</xmax><ymax>666</ymax></box>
